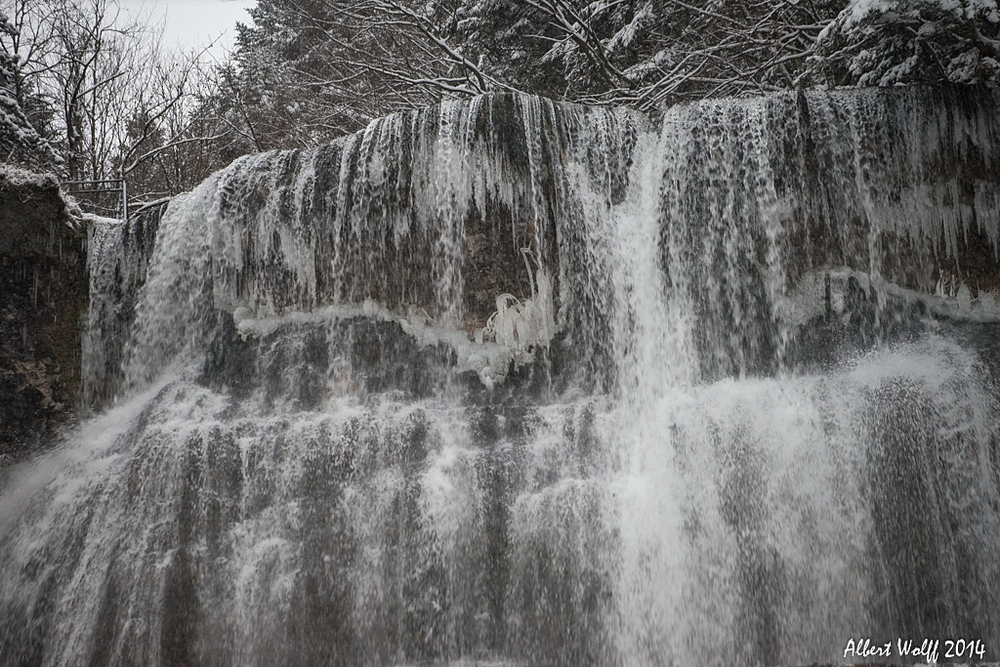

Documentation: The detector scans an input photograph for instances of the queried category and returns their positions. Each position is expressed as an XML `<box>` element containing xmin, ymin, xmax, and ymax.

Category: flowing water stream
<box><xmin>2</xmin><ymin>86</ymin><xmax>1000</xmax><ymax>666</ymax></box>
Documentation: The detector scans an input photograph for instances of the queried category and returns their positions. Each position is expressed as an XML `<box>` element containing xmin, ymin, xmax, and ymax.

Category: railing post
<box><xmin>121</xmin><ymin>176</ymin><xmax>128</xmax><ymax>222</ymax></box>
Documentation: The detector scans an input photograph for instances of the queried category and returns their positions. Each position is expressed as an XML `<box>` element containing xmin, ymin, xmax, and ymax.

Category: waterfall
<box><xmin>2</xmin><ymin>85</ymin><xmax>1000</xmax><ymax>666</ymax></box>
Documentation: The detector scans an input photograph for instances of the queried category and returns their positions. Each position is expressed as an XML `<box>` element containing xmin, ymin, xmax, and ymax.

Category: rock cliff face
<box><xmin>0</xmin><ymin>168</ymin><xmax>87</xmax><ymax>463</ymax></box>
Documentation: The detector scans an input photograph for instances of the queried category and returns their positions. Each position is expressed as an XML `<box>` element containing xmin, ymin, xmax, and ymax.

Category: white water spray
<box><xmin>3</xmin><ymin>86</ymin><xmax>1000</xmax><ymax>667</ymax></box>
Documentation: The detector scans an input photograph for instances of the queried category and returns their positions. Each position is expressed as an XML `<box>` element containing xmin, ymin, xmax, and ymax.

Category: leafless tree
<box><xmin>1</xmin><ymin>0</ymin><xmax>226</xmax><ymax>211</ymax></box>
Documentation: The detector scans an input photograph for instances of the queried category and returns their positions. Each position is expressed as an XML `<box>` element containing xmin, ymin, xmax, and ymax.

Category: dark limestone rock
<box><xmin>0</xmin><ymin>168</ymin><xmax>88</xmax><ymax>463</ymax></box>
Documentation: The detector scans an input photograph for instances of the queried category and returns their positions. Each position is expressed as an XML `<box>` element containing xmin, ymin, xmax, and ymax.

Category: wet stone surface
<box><xmin>0</xmin><ymin>170</ymin><xmax>87</xmax><ymax>464</ymax></box>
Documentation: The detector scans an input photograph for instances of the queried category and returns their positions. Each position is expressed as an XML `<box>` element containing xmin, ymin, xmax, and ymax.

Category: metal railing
<box><xmin>63</xmin><ymin>178</ymin><xmax>129</xmax><ymax>221</ymax></box>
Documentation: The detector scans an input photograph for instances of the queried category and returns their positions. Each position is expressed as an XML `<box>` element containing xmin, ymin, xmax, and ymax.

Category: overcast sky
<box><xmin>118</xmin><ymin>0</ymin><xmax>256</xmax><ymax>59</ymax></box>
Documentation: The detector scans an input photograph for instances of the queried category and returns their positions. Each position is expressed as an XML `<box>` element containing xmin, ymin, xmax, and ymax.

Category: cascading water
<box><xmin>2</xmin><ymin>85</ymin><xmax>1000</xmax><ymax>666</ymax></box>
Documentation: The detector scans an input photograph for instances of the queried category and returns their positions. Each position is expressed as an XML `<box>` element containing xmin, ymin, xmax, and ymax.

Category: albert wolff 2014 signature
<box><xmin>843</xmin><ymin>637</ymin><xmax>986</xmax><ymax>663</ymax></box>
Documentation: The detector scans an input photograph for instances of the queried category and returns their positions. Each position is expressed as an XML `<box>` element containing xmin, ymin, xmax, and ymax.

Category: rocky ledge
<box><xmin>0</xmin><ymin>166</ymin><xmax>87</xmax><ymax>464</ymax></box>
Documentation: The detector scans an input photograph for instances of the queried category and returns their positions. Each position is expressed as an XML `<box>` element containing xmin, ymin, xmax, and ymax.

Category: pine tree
<box><xmin>815</xmin><ymin>0</ymin><xmax>1000</xmax><ymax>86</ymax></box>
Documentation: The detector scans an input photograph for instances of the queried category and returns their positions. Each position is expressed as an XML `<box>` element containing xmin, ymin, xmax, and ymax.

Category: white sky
<box><xmin>118</xmin><ymin>0</ymin><xmax>256</xmax><ymax>60</ymax></box>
